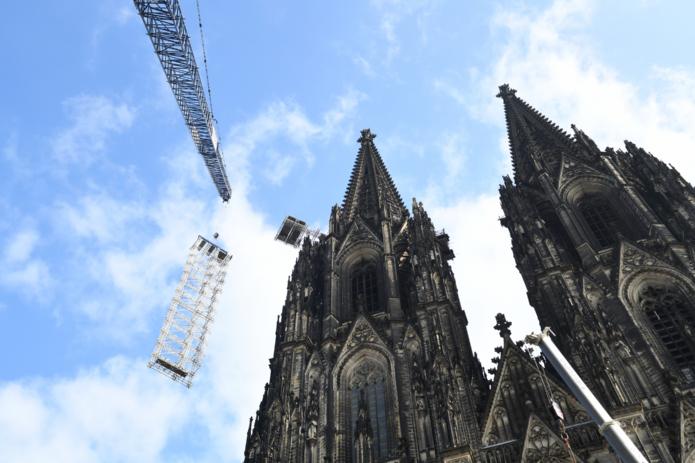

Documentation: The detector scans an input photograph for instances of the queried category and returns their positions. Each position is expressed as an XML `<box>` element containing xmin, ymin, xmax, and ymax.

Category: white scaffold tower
<box><xmin>149</xmin><ymin>235</ymin><xmax>233</xmax><ymax>387</ymax></box>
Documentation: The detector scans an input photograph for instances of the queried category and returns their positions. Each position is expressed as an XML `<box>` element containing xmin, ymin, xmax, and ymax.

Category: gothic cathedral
<box><xmin>244</xmin><ymin>86</ymin><xmax>695</xmax><ymax>462</ymax></box>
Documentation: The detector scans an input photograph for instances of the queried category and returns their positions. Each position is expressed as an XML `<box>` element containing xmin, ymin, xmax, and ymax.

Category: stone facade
<box><xmin>245</xmin><ymin>86</ymin><xmax>695</xmax><ymax>462</ymax></box>
<box><xmin>496</xmin><ymin>85</ymin><xmax>695</xmax><ymax>462</ymax></box>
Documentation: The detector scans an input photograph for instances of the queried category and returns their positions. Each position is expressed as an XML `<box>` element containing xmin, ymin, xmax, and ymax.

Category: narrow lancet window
<box><xmin>640</xmin><ymin>285</ymin><xmax>695</xmax><ymax>379</ymax></box>
<box><xmin>349</xmin><ymin>365</ymin><xmax>389</xmax><ymax>461</ymax></box>
<box><xmin>578</xmin><ymin>195</ymin><xmax>622</xmax><ymax>247</ymax></box>
<box><xmin>352</xmin><ymin>264</ymin><xmax>379</xmax><ymax>313</ymax></box>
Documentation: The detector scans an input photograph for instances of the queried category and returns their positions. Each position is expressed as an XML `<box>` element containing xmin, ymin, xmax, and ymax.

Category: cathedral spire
<box><xmin>342</xmin><ymin>128</ymin><xmax>407</xmax><ymax>224</ymax></box>
<box><xmin>497</xmin><ymin>84</ymin><xmax>576</xmax><ymax>184</ymax></box>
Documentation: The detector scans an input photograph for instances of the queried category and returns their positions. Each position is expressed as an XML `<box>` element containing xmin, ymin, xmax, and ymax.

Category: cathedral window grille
<box><xmin>349</xmin><ymin>369</ymin><xmax>389</xmax><ymax>461</ymax></box>
<box><xmin>352</xmin><ymin>264</ymin><xmax>379</xmax><ymax>313</ymax></box>
<box><xmin>538</xmin><ymin>204</ymin><xmax>580</xmax><ymax>262</ymax></box>
<box><xmin>578</xmin><ymin>195</ymin><xmax>622</xmax><ymax>247</ymax></box>
<box><xmin>639</xmin><ymin>285</ymin><xmax>695</xmax><ymax>379</ymax></box>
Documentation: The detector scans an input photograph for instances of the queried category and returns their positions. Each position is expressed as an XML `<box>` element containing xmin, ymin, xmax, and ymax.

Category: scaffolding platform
<box><xmin>148</xmin><ymin>235</ymin><xmax>232</xmax><ymax>387</ymax></box>
<box><xmin>275</xmin><ymin>216</ymin><xmax>321</xmax><ymax>247</ymax></box>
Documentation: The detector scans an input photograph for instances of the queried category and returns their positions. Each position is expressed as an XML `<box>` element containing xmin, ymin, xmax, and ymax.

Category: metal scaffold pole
<box><xmin>525</xmin><ymin>328</ymin><xmax>648</xmax><ymax>463</ymax></box>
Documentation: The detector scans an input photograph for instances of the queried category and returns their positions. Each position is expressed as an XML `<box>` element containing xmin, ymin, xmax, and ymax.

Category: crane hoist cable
<box><xmin>195</xmin><ymin>0</ymin><xmax>216</xmax><ymax>122</ymax></box>
<box><xmin>532</xmin><ymin>353</ymin><xmax>578</xmax><ymax>463</ymax></box>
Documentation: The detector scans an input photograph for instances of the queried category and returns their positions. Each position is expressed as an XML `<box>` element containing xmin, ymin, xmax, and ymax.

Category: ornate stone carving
<box><xmin>681</xmin><ymin>397</ymin><xmax>695</xmax><ymax>460</ymax></box>
<box><xmin>521</xmin><ymin>415</ymin><xmax>574</xmax><ymax>463</ymax></box>
<box><xmin>345</xmin><ymin>317</ymin><xmax>381</xmax><ymax>350</ymax></box>
<box><xmin>349</xmin><ymin>361</ymin><xmax>385</xmax><ymax>390</ymax></box>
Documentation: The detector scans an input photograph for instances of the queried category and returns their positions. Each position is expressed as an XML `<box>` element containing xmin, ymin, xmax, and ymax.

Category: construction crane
<box><xmin>133</xmin><ymin>0</ymin><xmax>231</xmax><ymax>201</ymax></box>
<box><xmin>134</xmin><ymin>0</ymin><xmax>234</xmax><ymax>387</ymax></box>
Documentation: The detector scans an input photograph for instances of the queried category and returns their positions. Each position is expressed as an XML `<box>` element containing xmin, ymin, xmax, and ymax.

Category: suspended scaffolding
<box><xmin>275</xmin><ymin>216</ymin><xmax>320</xmax><ymax>247</ymax></box>
<box><xmin>149</xmin><ymin>235</ymin><xmax>233</xmax><ymax>387</ymax></box>
<box><xmin>133</xmin><ymin>0</ymin><xmax>232</xmax><ymax>201</ymax></box>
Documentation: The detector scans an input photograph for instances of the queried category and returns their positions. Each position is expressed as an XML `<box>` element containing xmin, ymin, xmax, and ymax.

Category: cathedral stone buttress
<box><xmin>245</xmin><ymin>129</ymin><xmax>487</xmax><ymax>463</ymax></box>
<box><xmin>245</xmin><ymin>87</ymin><xmax>695</xmax><ymax>463</ymax></box>
<box><xmin>497</xmin><ymin>84</ymin><xmax>695</xmax><ymax>461</ymax></box>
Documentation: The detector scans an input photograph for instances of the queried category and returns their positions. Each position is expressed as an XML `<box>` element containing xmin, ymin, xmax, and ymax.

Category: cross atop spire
<box><xmin>497</xmin><ymin>84</ymin><xmax>576</xmax><ymax>184</ymax></box>
<box><xmin>342</xmin><ymin>128</ymin><xmax>407</xmax><ymax>226</ymax></box>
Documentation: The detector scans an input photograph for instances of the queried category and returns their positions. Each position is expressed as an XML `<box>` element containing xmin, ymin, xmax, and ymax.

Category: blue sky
<box><xmin>3</xmin><ymin>0</ymin><xmax>695</xmax><ymax>461</ymax></box>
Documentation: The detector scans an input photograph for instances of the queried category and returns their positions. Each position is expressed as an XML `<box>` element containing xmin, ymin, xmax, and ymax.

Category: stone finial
<box><xmin>493</xmin><ymin>313</ymin><xmax>512</xmax><ymax>338</ymax></box>
<box><xmin>357</xmin><ymin>128</ymin><xmax>376</xmax><ymax>145</ymax></box>
<box><xmin>496</xmin><ymin>83</ymin><xmax>517</xmax><ymax>98</ymax></box>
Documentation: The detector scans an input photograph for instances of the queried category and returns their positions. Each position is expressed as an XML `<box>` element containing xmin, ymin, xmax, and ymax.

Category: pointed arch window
<box><xmin>639</xmin><ymin>285</ymin><xmax>695</xmax><ymax>379</ymax></box>
<box><xmin>352</xmin><ymin>264</ymin><xmax>379</xmax><ymax>313</ymax></box>
<box><xmin>578</xmin><ymin>195</ymin><xmax>623</xmax><ymax>247</ymax></box>
<box><xmin>349</xmin><ymin>363</ymin><xmax>389</xmax><ymax>461</ymax></box>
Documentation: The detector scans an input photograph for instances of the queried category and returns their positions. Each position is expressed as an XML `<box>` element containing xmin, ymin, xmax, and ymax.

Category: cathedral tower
<box><xmin>245</xmin><ymin>129</ymin><xmax>488</xmax><ymax>463</ymax></box>
<box><xmin>497</xmin><ymin>84</ymin><xmax>695</xmax><ymax>460</ymax></box>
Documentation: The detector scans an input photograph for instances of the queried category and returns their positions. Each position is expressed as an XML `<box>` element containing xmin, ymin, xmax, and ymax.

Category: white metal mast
<box><xmin>525</xmin><ymin>328</ymin><xmax>649</xmax><ymax>463</ymax></box>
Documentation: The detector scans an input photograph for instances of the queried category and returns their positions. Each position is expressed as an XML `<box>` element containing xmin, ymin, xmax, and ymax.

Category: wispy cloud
<box><xmin>0</xmin><ymin>356</ymin><xmax>190</xmax><ymax>463</ymax></box>
<box><xmin>353</xmin><ymin>0</ymin><xmax>435</xmax><ymax>76</ymax></box>
<box><xmin>52</xmin><ymin>95</ymin><xmax>135</xmax><ymax>164</ymax></box>
<box><xmin>476</xmin><ymin>0</ymin><xmax>695</xmax><ymax>178</ymax></box>
<box><xmin>0</xmin><ymin>228</ymin><xmax>54</xmax><ymax>301</ymax></box>
<box><xmin>370</xmin><ymin>0</ymin><xmax>433</xmax><ymax>62</ymax></box>
<box><xmin>433</xmin><ymin>78</ymin><xmax>466</xmax><ymax>106</ymax></box>
<box><xmin>225</xmin><ymin>89</ymin><xmax>365</xmax><ymax>187</ymax></box>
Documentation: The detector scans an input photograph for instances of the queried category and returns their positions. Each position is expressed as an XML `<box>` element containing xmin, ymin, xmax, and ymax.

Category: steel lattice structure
<box><xmin>275</xmin><ymin>216</ymin><xmax>321</xmax><ymax>248</ymax></box>
<box><xmin>134</xmin><ymin>0</ymin><xmax>232</xmax><ymax>201</ymax></box>
<box><xmin>149</xmin><ymin>236</ymin><xmax>232</xmax><ymax>387</ymax></box>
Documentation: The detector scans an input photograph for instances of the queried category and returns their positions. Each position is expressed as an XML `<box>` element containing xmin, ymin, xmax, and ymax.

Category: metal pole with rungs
<box><xmin>525</xmin><ymin>327</ymin><xmax>648</xmax><ymax>463</ymax></box>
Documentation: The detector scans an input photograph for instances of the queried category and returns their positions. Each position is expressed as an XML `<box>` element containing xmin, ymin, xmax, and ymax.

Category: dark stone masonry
<box><xmin>244</xmin><ymin>87</ymin><xmax>695</xmax><ymax>462</ymax></box>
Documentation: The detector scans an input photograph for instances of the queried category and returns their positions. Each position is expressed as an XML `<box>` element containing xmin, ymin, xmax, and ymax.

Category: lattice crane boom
<box><xmin>134</xmin><ymin>0</ymin><xmax>231</xmax><ymax>201</ymax></box>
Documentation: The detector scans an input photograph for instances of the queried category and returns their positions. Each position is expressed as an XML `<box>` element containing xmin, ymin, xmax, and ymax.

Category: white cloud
<box><xmin>225</xmin><ymin>90</ymin><xmax>365</xmax><ymax>187</ymax></box>
<box><xmin>57</xmin><ymin>195</ymin><xmax>146</xmax><ymax>245</ymax></box>
<box><xmin>4</xmin><ymin>228</ymin><xmax>39</xmax><ymax>264</ymax></box>
<box><xmin>421</xmin><ymin>132</ymin><xmax>468</xmax><ymax>205</ymax></box>
<box><xmin>51</xmin><ymin>88</ymin><xmax>364</xmax><ymax>339</ymax></box>
<box><xmin>321</xmin><ymin>89</ymin><xmax>367</xmax><ymax>140</ymax></box>
<box><xmin>52</xmin><ymin>95</ymin><xmax>135</xmax><ymax>164</ymax></box>
<box><xmin>353</xmin><ymin>55</ymin><xmax>376</xmax><ymax>77</ymax></box>
<box><xmin>427</xmin><ymin>195</ymin><xmax>537</xmax><ymax>369</ymax></box>
<box><xmin>6</xmin><ymin>151</ymin><xmax>298</xmax><ymax>460</ymax></box>
<box><xmin>0</xmin><ymin>91</ymin><xmax>364</xmax><ymax>460</ymax></box>
<box><xmin>476</xmin><ymin>0</ymin><xmax>695</xmax><ymax>179</ymax></box>
<box><xmin>2</xmin><ymin>132</ymin><xmax>18</xmax><ymax>164</ymax></box>
<box><xmin>115</xmin><ymin>5</ymin><xmax>136</xmax><ymax>25</ymax></box>
<box><xmin>263</xmin><ymin>150</ymin><xmax>296</xmax><ymax>185</ymax></box>
<box><xmin>433</xmin><ymin>78</ymin><xmax>466</xmax><ymax>106</ymax></box>
<box><xmin>0</xmin><ymin>228</ymin><xmax>54</xmax><ymax>300</ymax></box>
<box><xmin>0</xmin><ymin>357</ymin><xmax>190</xmax><ymax>463</ymax></box>
<box><xmin>360</xmin><ymin>0</ymin><xmax>434</xmax><ymax>70</ymax></box>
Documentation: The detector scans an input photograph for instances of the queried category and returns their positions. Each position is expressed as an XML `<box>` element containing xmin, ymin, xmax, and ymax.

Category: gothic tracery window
<box><xmin>352</xmin><ymin>264</ymin><xmax>379</xmax><ymax>313</ymax></box>
<box><xmin>578</xmin><ymin>195</ymin><xmax>623</xmax><ymax>247</ymax></box>
<box><xmin>349</xmin><ymin>362</ymin><xmax>389</xmax><ymax>461</ymax></box>
<box><xmin>639</xmin><ymin>285</ymin><xmax>695</xmax><ymax>379</ymax></box>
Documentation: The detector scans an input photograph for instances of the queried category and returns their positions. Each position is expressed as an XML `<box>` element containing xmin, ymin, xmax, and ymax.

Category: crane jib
<box><xmin>133</xmin><ymin>0</ymin><xmax>231</xmax><ymax>202</ymax></box>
